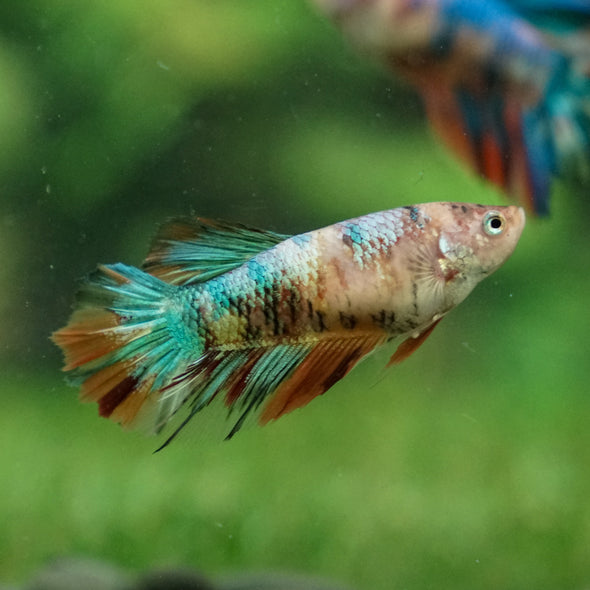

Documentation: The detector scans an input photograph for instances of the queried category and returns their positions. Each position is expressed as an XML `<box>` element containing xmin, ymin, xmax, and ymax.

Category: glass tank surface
<box><xmin>1</xmin><ymin>2</ymin><xmax>589</xmax><ymax>589</ymax></box>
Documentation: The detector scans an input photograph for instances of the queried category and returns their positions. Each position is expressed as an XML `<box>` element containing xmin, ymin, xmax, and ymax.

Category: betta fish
<box><xmin>52</xmin><ymin>203</ymin><xmax>525</xmax><ymax>447</ymax></box>
<box><xmin>310</xmin><ymin>0</ymin><xmax>590</xmax><ymax>214</ymax></box>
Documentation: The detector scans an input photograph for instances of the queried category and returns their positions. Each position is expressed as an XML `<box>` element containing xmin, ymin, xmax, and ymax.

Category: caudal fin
<box><xmin>548</xmin><ymin>65</ymin><xmax>590</xmax><ymax>182</ymax></box>
<box><xmin>52</xmin><ymin>263</ymin><xmax>189</xmax><ymax>432</ymax></box>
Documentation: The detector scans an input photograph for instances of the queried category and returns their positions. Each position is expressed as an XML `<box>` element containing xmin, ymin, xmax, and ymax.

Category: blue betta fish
<box><xmin>53</xmin><ymin>203</ymin><xmax>525</xmax><ymax>446</ymax></box>
<box><xmin>310</xmin><ymin>0</ymin><xmax>590</xmax><ymax>214</ymax></box>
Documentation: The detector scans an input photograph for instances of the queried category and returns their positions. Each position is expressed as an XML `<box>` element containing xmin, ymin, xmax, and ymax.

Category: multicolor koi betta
<box><xmin>310</xmin><ymin>0</ymin><xmax>590</xmax><ymax>214</ymax></box>
<box><xmin>52</xmin><ymin>203</ymin><xmax>525</xmax><ymax>446</ymax></box>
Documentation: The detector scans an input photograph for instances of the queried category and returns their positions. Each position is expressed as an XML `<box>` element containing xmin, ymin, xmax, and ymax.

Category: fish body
<box><xmin>310</xmin><ymin>0</ymin><xmax>590</xmax><ymax>214</ymax></box>
<box><xmin>53</xmin><ymin>203</ymin><xmax>525</xmax><ymax>444</ymax></box>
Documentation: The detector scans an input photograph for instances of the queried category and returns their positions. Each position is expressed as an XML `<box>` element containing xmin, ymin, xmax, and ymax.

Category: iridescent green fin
<box><xmin>52</xmin><ymin>263</ymin><xmax>192</xmax><ymax>432</ymax></box>
<box><xmin>143</xmin><ymin>217</ymin><xmax>289</xmax><ymax>285</ymax></box>
<box><xmin>156</xmin><ymin>333</ymin><xmax>386</xmax><ymax>450</ymax></box>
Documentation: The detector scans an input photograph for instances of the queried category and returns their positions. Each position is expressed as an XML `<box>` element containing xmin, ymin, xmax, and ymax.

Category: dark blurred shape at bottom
<box><xmin>12</xmin><ymin>558</ymin><xmax>355</xmax><ymax>590</ymax></box>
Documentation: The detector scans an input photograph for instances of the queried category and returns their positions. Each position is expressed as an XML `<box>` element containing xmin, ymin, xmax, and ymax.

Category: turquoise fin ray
<box><xmin>155</xmin><ymin>333</ymin><xmax>386</xmax><ymax>450</ymax></box>
<box><xmin>154</xmin><ymin>344</ymin><xmax>311</xmax><ymax>449</ymax></box>
<box><xmin>142</xmin><ymin>217</ymin><xmax>289</xmax><ymax>285</ymax></box>
<box><xmin>52</xmin><ymin>263</ymin><xmax>192</xmax><ymax>432</ymax></box>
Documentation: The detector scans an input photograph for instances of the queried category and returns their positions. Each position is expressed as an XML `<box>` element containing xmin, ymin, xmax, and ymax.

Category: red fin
<box><xmin>79</xmin><ymin>359</ymin><xmax>137</xmax><ymax>404</ymax></box>
<box><xmin>502</xmin><ymin>99</ymin><xmax>536</xmax><ymax>212</ymax></box>
<box><xmin>223</xmin><ymin>349</ymin><xmax>266</xmax><ymax>407</ymax></box>
<box><xmin>53</xmin><ymin>313</ymin><xmax>148</xmax><ymax>428</ymax></box>
<box><xmin>52</xmin><ymin>306</ymin><xmax>156</xmax><ymax>428</ymax></box>
<box><xmin>97</xmin><ymin>375</ymin><xmax>139</xmax><ymax>418</ymax></box>
<box><xmin>108</xmin><ymin>377</ymin><xmax>155</xmax><ymax>427</ymax></box>
<box><xmin>481</xmin><ymin>131</ymin><xmax>506</xmax><ymax>188</ymax></box>
<box><xmin>422</xmin><ymin>84</ymin><xmax>477</xmax><ymax>172</ymax></box>
<box><xmin>387</xmin><ymin>319</ymin><xmax>441</xmax><ymax>367</ymax></box>
<box><xmin>259</xmin><ymin>334</ymin><xmax>386</xmax><ymax>424</ymax></box>
<box><xmin>419</xmin><ymin>84</ymin><xmax>538</xmax><ymax>212</ymax></box>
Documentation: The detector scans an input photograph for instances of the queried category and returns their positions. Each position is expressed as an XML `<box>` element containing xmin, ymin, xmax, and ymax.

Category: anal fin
<box><xmin>260</xmin><ymin>333</ymin><xmax>386</xmax><ymax>424</ymax></box>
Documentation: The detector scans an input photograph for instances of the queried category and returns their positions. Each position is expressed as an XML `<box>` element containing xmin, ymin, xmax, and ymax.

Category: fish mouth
<box><xmin>500</xmin><ymin>206</ymin><xmax>526</xmax><ymax>259</ymax></box>
<box><xmin>504</xmin><ymin>205</ymin><xmax>526</xmax><ymax>239</ymax></box>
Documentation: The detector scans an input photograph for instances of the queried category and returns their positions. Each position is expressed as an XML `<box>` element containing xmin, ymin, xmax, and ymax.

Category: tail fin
<box><xmin>422</xmin><ymin>62</ymin><xmax>590</xmax><ymax>216</ymax></box>
<box><xmin>52</xmin><ymin>263</ymin><xmax>189</xmax><ymax>432</ymax></box>
<box><xmin>548</xmin><ymin>63</ymin><xmax>590</xmax><ymax>184</ymax></box>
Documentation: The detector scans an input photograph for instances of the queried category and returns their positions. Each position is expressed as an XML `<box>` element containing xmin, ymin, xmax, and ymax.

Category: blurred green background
<box><xmin>1</xmin><ymin>2</ymin><xmax>589</xmax><ymax>589</ymax></box>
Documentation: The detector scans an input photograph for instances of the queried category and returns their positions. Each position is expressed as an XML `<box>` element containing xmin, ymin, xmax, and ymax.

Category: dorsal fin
<box><xmin>142</xmin><ymin>217</ymin><xmax>289</xmax><ymax>285</ymax></box>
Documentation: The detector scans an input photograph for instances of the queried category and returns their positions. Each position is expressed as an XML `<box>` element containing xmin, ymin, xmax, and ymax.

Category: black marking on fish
<box><xmin>263</xmin><ymin>288</ymin><xmax>273</xmax><ymax>325</ymax></box>
<box><xmin>339</xmin><ymin>311</ymin><xmax>357</xmax><ymax>330</ymax></box>
<box><xmin>232</xmin><ymin>294</ymin><xmax>249</xmax><ymax>318</ymax></box>
<box><xmin>313</xmin><ymin>310</ymin><xmax>327</xmax><ymax>333</ymax></box>
<box><xmin>233</xmin><ymin>294</ymin><xmax>259</xmax><ymax>341</ymax></box>
<box><xmin>322</xmin><ymin>346</ymin><xmax>363</xmax><ymax>390</ymax></box>
<box><xmin>287</xmin><ymin>290</ymin><xmax>299</xmax><ymax>324</ymax></box>
<box><xmin>403</xmin><ymin>205</ymin><xmax>420</xmax><ymax>223</ymax></box>
<box><xmin>404</xmin><ymin>205</ymin><xmax>425</xmax><ymax>228</ymax></box>
<box><xmin>412</xmin><ymin>281</ymin><xmax>419</xmax><ymax>316</ymax></box>
<box><xmin>371</xmin><ymin>309</ymin><xmax>396</xmax><ymax>331</ymax></box>
<box><xmin>263</xmin><ymin>286</ymin><xmax>282</xmax><ymax>336</ymax></box>
<box><xmin>98</xmin><ymin>375</ymin><xmax>138</xmax><ymax>418</ymax></box>
<box><xmin>342</xmin><ymin>233</ymin><xmax>353</xmax><ymax>249</ymax></box>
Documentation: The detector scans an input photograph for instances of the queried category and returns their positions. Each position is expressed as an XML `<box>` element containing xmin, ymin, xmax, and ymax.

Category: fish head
<box><xmin>420</xmin><ymin>202</ymin><xmax>526</xmax><ymax>308</ymax></box>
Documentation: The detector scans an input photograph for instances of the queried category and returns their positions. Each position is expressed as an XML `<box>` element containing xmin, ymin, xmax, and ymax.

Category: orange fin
<box><xmin>53</xmin><ymin>307</ymin><xmax>123</xmax><ymax>371</ymax></box>
<box><xmin>52</xmin><ymin>263</ymin><xmax>188</xmax><ymax>433</ymax></box>
<box><xmin>419</xmin><ymin>83</ymin><xmax>541</xmax><ymax>213</ymax></box>
<box><xmin>259</xmin><ymin>333</ymin><xmax>386</xmax><ymax>425</ymax></box>
<box><xmin>155</xmin><ymin>333</ymin><xmax>387</xmax><ymax>448</ymax></box>
<box><xmin>387</xmin><ymin>319</ymin><xmax>442</xmax><ymax>367</ymax></box>
<box><xmin>421</xmin><ymin>84</ymin><xmax>477</xmax><ymax>173</ymax></box>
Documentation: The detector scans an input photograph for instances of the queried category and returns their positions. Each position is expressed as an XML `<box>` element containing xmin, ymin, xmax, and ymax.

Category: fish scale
<box><xmin>52</xmin><ymin>202</ymin><xmax>525</xmax><ymax>445</ymax></box>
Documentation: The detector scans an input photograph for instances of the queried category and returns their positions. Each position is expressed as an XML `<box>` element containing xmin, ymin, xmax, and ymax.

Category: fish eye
<box><xmin>482</xmin><ymin>211</ymin><xmax>505</xmax><ymax>236</ymax></box>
